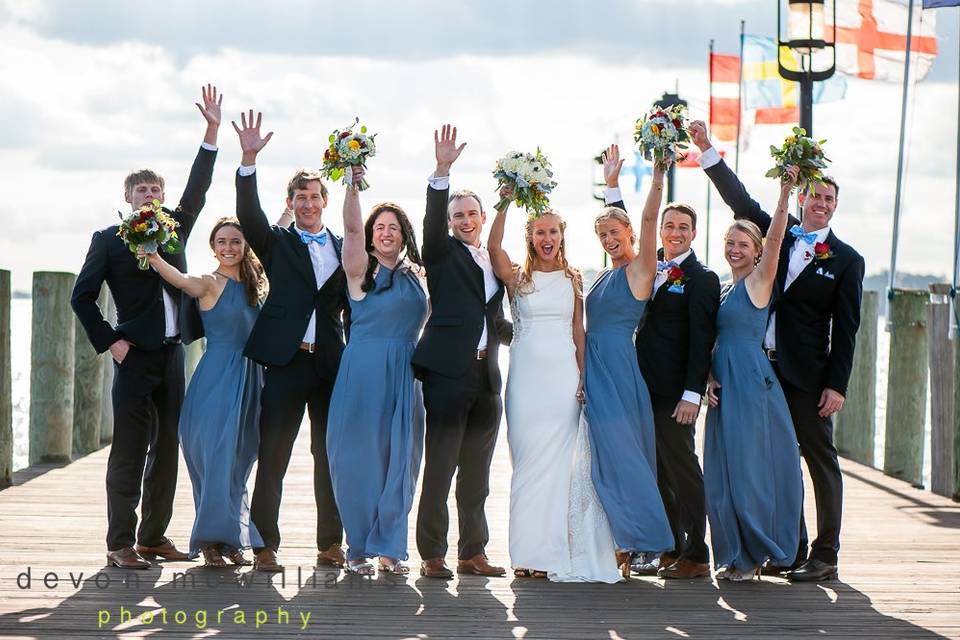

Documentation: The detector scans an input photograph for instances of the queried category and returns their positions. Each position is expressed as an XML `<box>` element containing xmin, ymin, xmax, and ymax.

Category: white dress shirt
<box><xmin>763</xmin><ymin>225</ymin><xmax>830</xmax><ymax>350</ymax></box>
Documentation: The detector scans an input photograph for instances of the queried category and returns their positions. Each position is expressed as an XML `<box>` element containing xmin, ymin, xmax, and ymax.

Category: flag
<box><xmin>741</xmin><ymin>34</ymin><xmax>848</xmax><ymax>124</ymax></box>
<box><xmin>923</xmin><ymin>1</ymin><xmax>959</xmax><ymax>10</ymax></box>
<box><xmin>827</xmin><ymin>0</ymin><xmax>938</xmax><ymax>82</ymax></box>
<box><xmin>709</xmin><ymin>53</ymin><xmax>740</xmax><ymax>142</ymax></box>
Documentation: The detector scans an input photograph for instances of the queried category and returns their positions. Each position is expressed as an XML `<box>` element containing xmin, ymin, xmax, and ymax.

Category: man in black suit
<box><xmin>231</xmin><ymin>111</ymin><xmax>350</xmax><ymax>572</ymax></box>
<box><xmin>602</xmin><ymin>144</ymin><xmax>719</xmax><ymax>580</ymax></box>
<box><xmin>414</xmin><ymin>125</ymin><xmax>511</xmax><ymax>579</ymax></box>
<box><xmin>71</xmin><ymin>85</ymin><xmax>223</xmax><ymax>569</ymax></box>
<box><xmin>691</xmin><ymin>121</ymin><xmax>864</xmax><ymax>581</ymax></box>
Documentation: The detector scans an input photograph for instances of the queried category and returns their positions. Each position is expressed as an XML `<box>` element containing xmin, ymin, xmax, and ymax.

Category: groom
<box><xmin>71</xmin><ymin>85</ymin><xmax>222</xmax><ymax>568</ymax></box>
<box><xmin>414</xmin><ymin>125</ymin><xmax>511</xmax><ymax>579</ymax></box>
<box><xmin>690</xmin><ymin>120</ymin><xmax>864</xmax><ymax>581</ymax></box>
<box><xmin>603</xmin><ymin>145</ymin><xmax>719</xmax><ymax>579</ymax></box>
<box><xmin>233</xmin><ymin>110</ymin><xmax>350</xmax><ymax>572</ymax></box>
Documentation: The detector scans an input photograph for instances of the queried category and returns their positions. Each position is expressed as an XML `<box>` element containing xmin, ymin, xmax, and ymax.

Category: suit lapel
<box><xmin>287</xmin><ymin>225</ymin><xmax>323</xmax><ymax>288</ymax></box>
<box><xmin>455</xmin><ymin>240</ymin><xmax>486</xmax><ymax>301</ymax></box>
<box><xmin>785</xmin><ymin>229</ymin><xmax>835</xmax><ymax>294</ymax></box>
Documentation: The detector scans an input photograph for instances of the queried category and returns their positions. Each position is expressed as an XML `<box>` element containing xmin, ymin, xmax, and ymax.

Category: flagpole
<box><xmin>706</xmin><ymin>38</ymin><xmax>715</xmax><ymax>265</ymax></box>
<box><xmin>735</xmin><ymin>20</ymin><xmax>745</xmax><ymax>174</ymax></box>
<box><xmin>888</xmin><ymin>0</ymin><xmax>917</xmax><ymax>315</ymax></box>
<box><xmin>953</xmin><ymin>7</ymin><xmax>960</xmax><ymax>336</ymax></box>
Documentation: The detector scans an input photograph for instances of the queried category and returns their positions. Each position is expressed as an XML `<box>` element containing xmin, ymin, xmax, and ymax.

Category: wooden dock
<box><xmin>0</xmin><ymin>425</ymin><xmax>958</xmax><ymax>639</ymax></box>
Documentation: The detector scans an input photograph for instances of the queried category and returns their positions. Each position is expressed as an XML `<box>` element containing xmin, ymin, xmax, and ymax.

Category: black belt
<box><xmin>162</xmin><ymin>335</ymin><xmax>181</xmax><ymax>345</ymax></box>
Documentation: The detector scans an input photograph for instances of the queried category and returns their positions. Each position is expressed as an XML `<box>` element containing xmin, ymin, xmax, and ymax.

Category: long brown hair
<box><xmin>363</xmin><ymin>203</ymin><xmax>424</xmax><ymax>293</ymax></box>
<box><xmin>208</xmin><ymin>217</ymin><xmax>267</xmax><ymax>306</ymax></box>
<box><xmin>516</xmin><ymin>210</ymin><xmax>581</xmax><ymax>296</ymax></box>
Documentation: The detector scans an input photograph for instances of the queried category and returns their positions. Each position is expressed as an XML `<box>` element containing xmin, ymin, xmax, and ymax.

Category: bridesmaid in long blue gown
<box><xmin>327</xmin><ymin>167</ymin><xmax>428</xmax><ymax>576</ymax></box>
<box><xmin>585</xmin><ymin>155</ymin><xmax>673</xmax><ymax>576</ymax></box>
<box><xmin>704</xmin><ymin>166</ymin><xmax>803</xmax><ymax>581</ymax></box>
<box><xmin>143</xmin><ymin>217</ymin><xmax>267</xmax><ymax>567</ymax></box>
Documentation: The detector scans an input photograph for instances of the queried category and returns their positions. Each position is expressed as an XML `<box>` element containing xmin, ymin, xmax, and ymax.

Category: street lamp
<box><xmin>776</xmin><ymin>0</ymin><xmax>837</xmax><ymax>137</ymax></box>
<box><xmin>653</xmin><ymin>91</ymin><xmax>687</xmax><ymax>202</ymax></box>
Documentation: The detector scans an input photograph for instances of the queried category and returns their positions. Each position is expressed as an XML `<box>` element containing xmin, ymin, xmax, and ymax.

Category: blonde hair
<box><xmin>516</xmin><ymin>210</ymin><xmax>582</xmax><ymax>297</ymax></box>
<box><xmin>724</xmin><ymin>219</ymin><xmax>764</xmax><ymax>265</ymax></box>
<box><xmin>594</xmin><ymin>206</ymin><xmax>636</xmax><ymax>246</ymax></box>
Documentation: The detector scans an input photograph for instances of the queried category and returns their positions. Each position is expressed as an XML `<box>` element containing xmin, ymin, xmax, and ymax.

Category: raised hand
<box><xmin>232</xmin><ymin>110</ymin><xmax>274</xmax><ymax>166</ymax></box>
<box><xmin>688</xmin><ymin>120</ymin><xmax>712</xmax><ymax>152</ymax></box>
<box><xmin>196</xmin><ymin>84</ymin><xmax>223</xmax><ymax>128</ymax></box>
<box><xmin>347</xmin><ymin>165</ymin><xmax>366</xmax><ymax>192</ymax></box>
<box><xmin>434</xmin><ymin>124</ymin><xmax>466</xmax><ymax>177</ymax></box>
<box><xmin>781</xmin><ymin>164</ymin><xmax>800</xmax><ymax>192</ymax></box>
<box><xmin>602</xmin><ymin>144</ymin><xmax>624</xmax><ymax>188</ymax></box>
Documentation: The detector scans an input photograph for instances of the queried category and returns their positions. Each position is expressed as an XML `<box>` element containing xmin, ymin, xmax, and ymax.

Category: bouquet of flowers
<box><xmin>492</xmin><ymin>149</ymin><xmax>557</xmax><ymax>217</ymax></box>
<box><xmin>765</xmin><ymin>127</ymin><xmax>830</xmax><ymax>192</ymax></box>
<box><xmin>634</xmin><ymin>104</ymin><xmax>689</xmax><ymax>167</ymax></box>
<box><xmin>116</xmin><ymin>199</ymin><xmax>181</xmax><ymax>270</ymax></box>
<box><xmin>321</xmin><ymin>118</ymin><xmax>376</xmax><ymax>190</ymax></box>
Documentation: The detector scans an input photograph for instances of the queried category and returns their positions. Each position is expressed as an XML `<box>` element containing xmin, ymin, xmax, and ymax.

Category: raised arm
<box><xmin>140</xmin><ymin>248</ymin><xmax>217</xmax><ymax>302</ymax></box>
<box><xmin>689</xmin><ymin>120</ymin><xmax>779</xmax><ymax>235</ymax></box>
<box><xmin>573</xmin><ymin>274</ymin><xmax>586</xmax><ymax>402</ymax></box>
<box><xmin>422</xmin><ymin>125</ymin><xmax>466</xmax><ymax>263</ymax></box>
<box><xmin>342</xmin><ymin>166</ymin><xmax>369</xmax><ymax>295</ymax></box>
<box><xmin>487</xmin><ymin>186</ymin><xmax>519</xmax><ymax>297</ymax></box>
<box><xmin>233</xmin><ymin>109</ymin><xmax>275</xmax><ymax>263</ymax></box>
<box><xmin>276</xmin><ymin>206</ymin><xmax>294</xmax><ymax>227</ymax></box>
<box><xmin>601</xmin><ymin>143</ymin><xmax>627</xmax><ymax>210</ymax></box>
<box><xmin>745</xmin><ymin>165</ymin><xmax>798</xmax><ymax>307</ymax></box>
<box><xmin>625</xmin><ymin>161</ymin><xmax>666</xmax><ymax>300</ymax></box>
<box><xmin>174</xmin><ymin>84</ymin><xmax>222</xmax><ymax>238</ymax></box>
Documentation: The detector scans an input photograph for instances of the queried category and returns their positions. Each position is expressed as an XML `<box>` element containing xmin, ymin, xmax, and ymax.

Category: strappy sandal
<box><xmin>345</xmin><ymin>559</ymin><xmax>376</xmax><ymax>576</ymax></box>
<box><xmin>224</xmin><ymin>548</ymin><xmax>252</xmax><ymax>566</ymax></box>
<box><xmin>202</xmin><ymin>546</ymin><xmax>227</xmax><ymax>568</ymax></box>
<box><xmin>513</xmin><ymin>568</ymin><xmax>548</xmax><ymax>579</ymax></box>
<box><xmin>378</xmin><ymin>558</ymin><xmax>410</xmax><ymax>575</ymax></box>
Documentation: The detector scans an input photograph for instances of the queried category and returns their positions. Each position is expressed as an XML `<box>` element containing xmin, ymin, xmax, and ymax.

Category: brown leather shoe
<box><xmin>106</xmin><ymin>547</ymin><xmax>151</xmax><ymax>569</ymax></box>
<box><xmin>135</xmin><ymin>538</ymin><xmax>189</xmax><ymax>561</ymax></box>
<box><xmin>316</xmin><ymin>543</ymin><xmax>345</xmax><ymax>568</ymax></box>
<box><xmin>658</xmin><ymin>558</ymin><xmax>710</xmax><ymax>579</ymax></box>
<box><xmin>420</xmin><ymin>557</ymin><xmax>454</xmax><ymax>579</ymax></box>
<box><xmin>253</xmin><ymin>548</ymin><xmax>284</xmax><ymax>573</ymax></box>
<box><xmin>457</xmin><ymin>554</ymin><xmax>507</xmax><ymax>577</ymax></box>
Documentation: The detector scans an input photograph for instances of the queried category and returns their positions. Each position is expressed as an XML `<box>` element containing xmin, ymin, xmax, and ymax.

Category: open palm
<box><xmin>196</xmin><ymin>84</ymin><xmax>223</xmax><ymax>127</ymax></box>
<box><xmin>232</xmin><ymin>110</ymin><xmax>274</xmax><ymax>155</ymax></box>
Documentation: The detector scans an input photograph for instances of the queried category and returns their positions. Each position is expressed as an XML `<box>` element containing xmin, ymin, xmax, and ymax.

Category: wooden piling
<box><xmin>99</xmin><ymin>287</ymin><xmax>115</xmax><ymax>444</ymax></box>
<box><xmin>71</xmin><ymin>286</ymin><xmax>106</xmax><ymax>455</ymax></box>
<box><xmin>884</xmin><ymin>288</ymin><xmax>929</xmax><ymax>487</ymax></box>
<box><xmin>836</xmin><ymin>290</ymin><xmax>878</xmax><ymax>467</ymax></box>
<box><xmin>0</xmin><ymin>270</ymin><xmax>11</xmax><ymax>486</ymax></box>
<box><xmin>928</xmin><ymin>284</ymin><xmax>955</xmax><ymax>498</ymax></box>
<box><xmin>29</xmin><ymin>272</ymin><xmax>76</xmax><ymax>465</ymax></box>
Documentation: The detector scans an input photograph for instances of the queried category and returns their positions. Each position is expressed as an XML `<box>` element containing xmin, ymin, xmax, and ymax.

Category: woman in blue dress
<box><xmin>704</xmin><ymin>165</ymin><xmax>803</xmax><ymax>581</ymax></box>
<box><xmin>585</xmin><ymin>154</ymin><xmax>674</xmax><ymax>577</ymax></box>
<box><xmin>327</xmin><ymin>167</ymin><xmax>428</xmax><ymax>576</ymax></box>
<box><xmin>143</xmin><ymin>217</ymin><xmax>267</xmax><ymax>567</ymax></box>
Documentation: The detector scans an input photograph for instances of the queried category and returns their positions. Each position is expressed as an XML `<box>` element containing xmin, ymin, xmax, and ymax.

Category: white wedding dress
<box><xmin>506</xmin><ymin>270</ymin><xmax>622</xmax><ymax>583</ymax></box>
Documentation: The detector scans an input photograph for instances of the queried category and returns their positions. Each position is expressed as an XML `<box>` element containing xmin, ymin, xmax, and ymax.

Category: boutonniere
<box><xmin>666</xmin><ymin>265</ymin><xmax>688</xmax><ymax>293</ymax></box>
<box><xmin>813</xmin><ymin>242</ymin><xmax>834</xmax><ymax>261</ymax></box>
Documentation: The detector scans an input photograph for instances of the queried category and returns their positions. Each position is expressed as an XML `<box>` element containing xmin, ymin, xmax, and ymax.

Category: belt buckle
<box><xmin>766</xmin><ymin>349</ymin><xmax>776</xmax><ymax>362</ymax></box>
<box><xmin>476</xmin><ymin>349</ymin><xmax>486</xmax><ymax>360</ymax></box>
<box><xmin>308</xmin><ymin>343</ymin><xmax>316</xmax><ymax>354</ymax></box>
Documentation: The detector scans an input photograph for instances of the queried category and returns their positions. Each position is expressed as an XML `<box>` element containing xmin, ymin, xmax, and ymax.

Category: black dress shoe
<box><xmin>760</xmin><ymin>557</ymin><xmax>805</xmax><ymax>576</ymax></box>
<box><xmin>785</xmin><ymin>559</ymin><xmax>837</xmax><ymax>582</ymax></box>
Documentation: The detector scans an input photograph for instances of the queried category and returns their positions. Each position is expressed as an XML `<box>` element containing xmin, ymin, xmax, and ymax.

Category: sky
<box><xmin>0</xmin><ymin>0</ymin><xmax>958</xmax><ymax>292</ymax></box>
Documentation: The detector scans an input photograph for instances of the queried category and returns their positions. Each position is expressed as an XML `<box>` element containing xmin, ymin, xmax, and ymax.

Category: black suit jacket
<box><xmin>705</xmin><ymin>158</ymin><xmax>865</xmax><ymax>395</ymax></box>
<box><xmin>235</xmin><ymin>170</ymin><xmax>349</xmax><ymax>379</ymax></box>
<box><xmin>412</xmin><ymin>185</ymin><xmax>510</xmax><ymax>392</ymax></box>
<box><xmin>609</xmin><ymin>198</ymin><xmax>719</xmax><ymax>402</ymax></box>
<box><xmin>71</xmin><ymin>146</ymin><xmax>217</xmax><ymax>353</ymax></box>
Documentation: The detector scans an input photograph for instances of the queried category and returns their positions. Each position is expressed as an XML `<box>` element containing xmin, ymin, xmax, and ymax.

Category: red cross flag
<box><xmin>828</xmin><ymin>0</ymin><xmax>939</xmax><ymax>82</ymax></box>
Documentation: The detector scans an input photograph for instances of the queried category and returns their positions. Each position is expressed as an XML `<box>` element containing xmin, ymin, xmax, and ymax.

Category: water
<box><xmin>7</xmin><ymin>303</ymin><xmax>933</xmax><ymax>488</ymax></box>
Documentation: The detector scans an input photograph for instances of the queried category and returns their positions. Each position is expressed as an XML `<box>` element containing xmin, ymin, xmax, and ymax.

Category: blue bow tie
<box><xmin>299</xmin><ymin>229</ymin><xmax>328</xmax><ymax>246</ymax></box>
<box><xmin>789</xmin><ymin>225</ymin><xmax>818</xmax><ymax>245</ymax></box>
<box><xmin>657</xmin><ymin>260</ymin><xmax>677</xmax><ymax>272</ymax></box>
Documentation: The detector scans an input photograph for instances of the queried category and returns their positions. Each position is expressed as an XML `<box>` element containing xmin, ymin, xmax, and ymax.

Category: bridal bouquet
<box><xmin>634</xmin><ymin>104</ymin><xmax>689</xmax><ymax>168</ymax></box>
<box><xmin>492</xmin><ymin>149</ymin><xmax>557</xmax><ymax>217</ymax></box>
<box><xmin>117</xmin><ymin>199</ymin><xmax>181</xmax><ymax>270</ymax></box>
<box><xmin>321</xmin><ymin>118</ymin><xmax>377</xmax><ymax>190</ymax></box>
<box><xmin>765</xmin><ymin>127</ymin><xmax>830</xmax><ymax>192</ymax></box>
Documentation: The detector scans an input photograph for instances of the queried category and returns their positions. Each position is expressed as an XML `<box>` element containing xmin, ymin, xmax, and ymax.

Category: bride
<box><xmin>488</xmin><ymin>186</ymin><xmax>622</xmax><ymax>583</ymax></box>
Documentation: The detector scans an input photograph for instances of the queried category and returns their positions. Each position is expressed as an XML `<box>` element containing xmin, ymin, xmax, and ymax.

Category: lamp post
<box><xmin>653</xmin><ymin>91</ymin><xmax>687</xmax><ymax>203</ymax></box>
<box><xmin>776</xmin><ymin>0</ymin><xmax>837</xmax><ymax>137</ymax></box>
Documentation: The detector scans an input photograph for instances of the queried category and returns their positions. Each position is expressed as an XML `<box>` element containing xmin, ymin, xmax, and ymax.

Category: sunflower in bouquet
<box><xmin>766</xmin><ymin>127</ymin><xmax>830</xmax><ymax>192</ymax></box>
<box><xmin>117</xmin><ymin>199</ymin><xmax>181</xmax><ymax>270</ymax></box>
<box><xmin>492</xmin><ymin>149</ymin><xmax>558</xmax><ymax>218</ymax></box>
<box><xmin>321</xmin><ymin>118</ymin><xmax>377</xmax><ymax>190</ymax></box>
<box><xmin>634</xmin><ymin>104</ymin><xmax>689</xmax><ymax>168</ymax></box>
